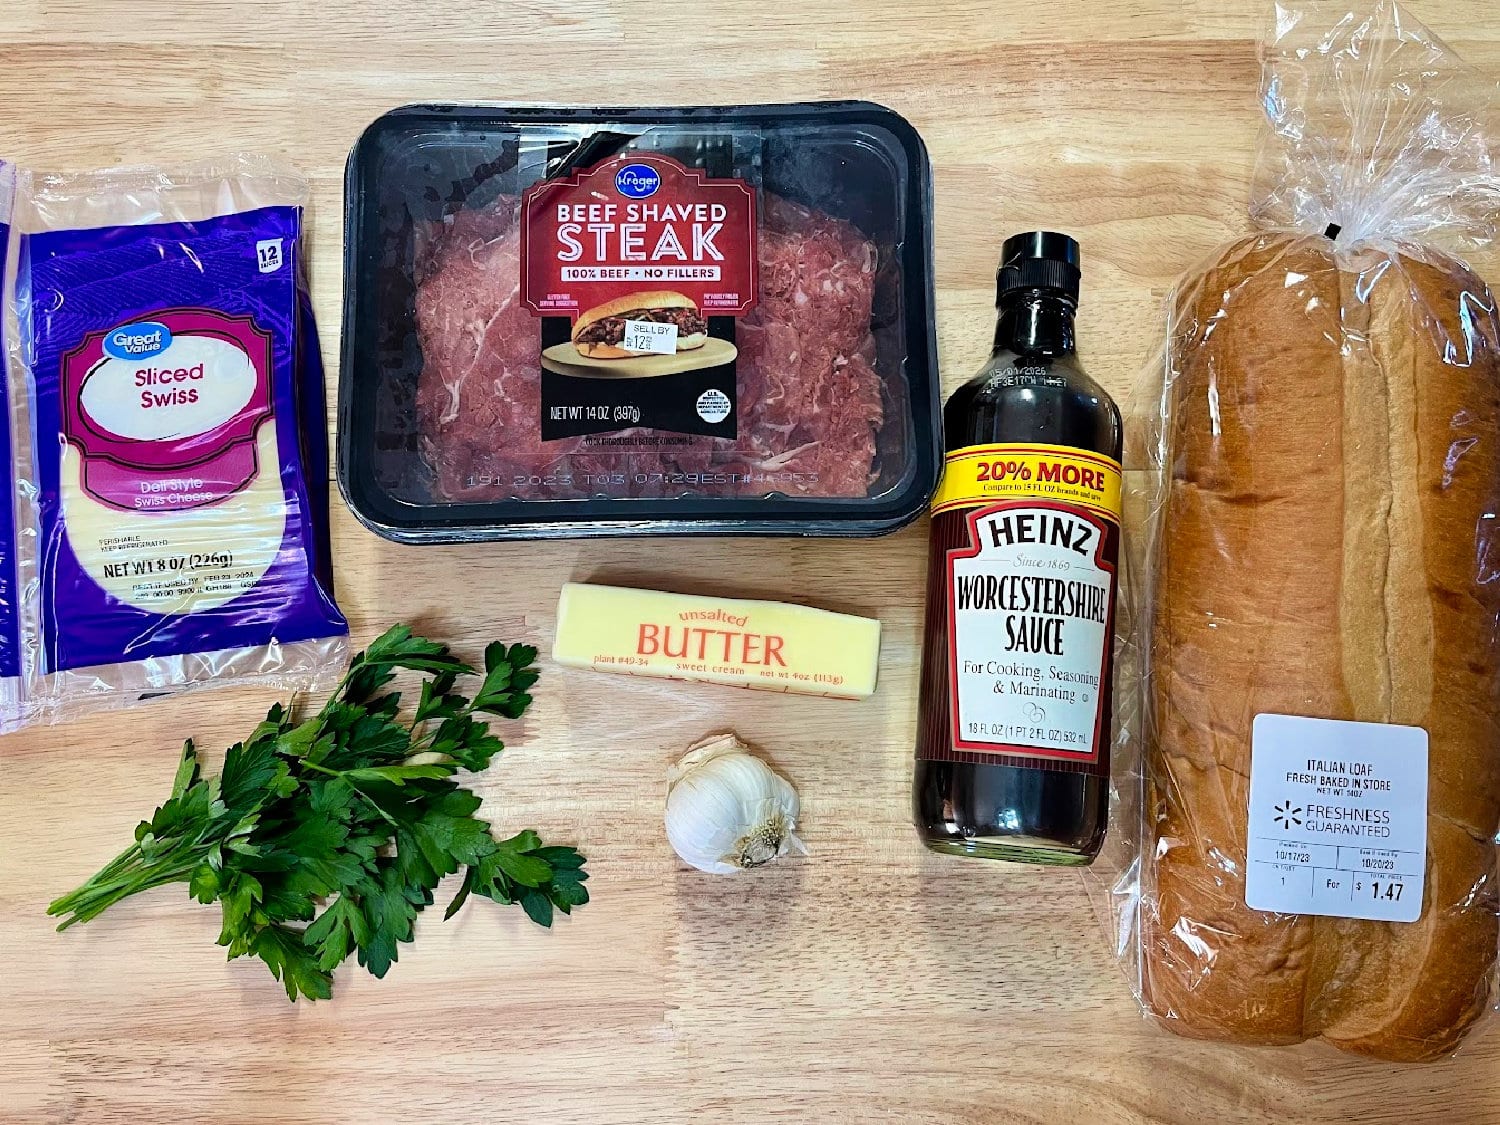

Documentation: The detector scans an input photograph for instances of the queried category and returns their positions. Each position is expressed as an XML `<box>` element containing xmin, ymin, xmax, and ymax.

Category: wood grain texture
<box><xmin>1</xmin><ymin>0</ymin><xmax>1498</xmax><ymax>1121</ymax></box>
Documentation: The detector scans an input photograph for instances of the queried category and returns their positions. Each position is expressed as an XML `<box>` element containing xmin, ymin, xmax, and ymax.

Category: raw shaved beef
<box><xmin>412</xmin><ymin>197</ymin><xmax>578</xmax><ymax>499</ymax></box>
<box><xmin>414</xmin><ymin>193</ymin><xmax>883</xmax><ymax>501</ymax></box>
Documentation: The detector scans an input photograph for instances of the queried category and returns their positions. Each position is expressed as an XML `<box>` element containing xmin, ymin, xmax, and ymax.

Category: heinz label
<box><xmin>521</xmin><ymin>154</ymin><xmax>758</xmax><ymax>443</ymax></box>
<box><xmin>944</xmin><ymin>499</ymin><xmax>1117</xmax><ymax>767</ymax></box>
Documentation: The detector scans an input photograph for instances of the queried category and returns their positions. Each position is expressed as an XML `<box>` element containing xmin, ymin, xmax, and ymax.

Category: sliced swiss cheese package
<box><xmin>5</xmin><ymin>156</ymin><xmax>348</xmax><ymax>723</ymax></box>
<box><xmin>553</xmin><ymin>582</ymin><xmax>880</xmax><ymax>699</ymax></box>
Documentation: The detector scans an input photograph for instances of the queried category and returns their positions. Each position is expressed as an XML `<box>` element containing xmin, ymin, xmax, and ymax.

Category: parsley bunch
<box><xmin>48</xmin><ymin>625</ymin><xmax>588</xmax><ymax>1001</ymax></box>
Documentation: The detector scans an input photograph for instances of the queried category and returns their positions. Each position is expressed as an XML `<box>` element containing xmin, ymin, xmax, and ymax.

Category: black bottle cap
<box><xmin>997</xmin><ymin>231</ymin><xmax>1081</xmax><ymax>304</ymax></box>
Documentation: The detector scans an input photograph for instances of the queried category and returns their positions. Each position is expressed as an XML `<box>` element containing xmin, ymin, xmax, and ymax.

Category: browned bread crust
<box><xmin>575</xmin><ymin>289</ymin><xmax>696</xmax><ymax>325</ymax></box>
<box><xmin>571</xmin><ymin>290</ymin><xmax>706</xmax><ymax>359</ymax></box>
<box><xmin>1144</xmin><ymin>233</ymin><xmax>1500</xmax><ymax>1062</ymax></box>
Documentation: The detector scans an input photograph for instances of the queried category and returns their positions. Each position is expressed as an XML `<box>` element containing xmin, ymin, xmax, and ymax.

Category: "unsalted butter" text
<box><xmin>553</xmin><ymin>582</ymin><xmax>881</xmax><ymax>699</ymax></box>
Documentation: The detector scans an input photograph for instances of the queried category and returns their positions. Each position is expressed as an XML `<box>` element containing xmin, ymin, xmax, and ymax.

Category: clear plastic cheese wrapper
<box><xmin>0</xmin><ymin>161</ymin><xmax>25</xmax><ymax>732</ymax></box>
<box><xmin>4</xmin><ymin>156</ymin><xmax>348</xmax><ymax>723</ymax></box>
<box><xmin>339</xmin><ymin>101</ymin><xmax>939</xmax><ymax>540</ymax></box>
<box><xmin>1096</xmin><ymin>1</ymin><xmax>1500</xmax><ymax>1061</ymax></box>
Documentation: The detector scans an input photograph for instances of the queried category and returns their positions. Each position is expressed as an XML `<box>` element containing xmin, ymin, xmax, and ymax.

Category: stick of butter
<box><xmin>553</xmin><ymin>583</ymin><xmax>881</xmax><ymax>699</ymax></box>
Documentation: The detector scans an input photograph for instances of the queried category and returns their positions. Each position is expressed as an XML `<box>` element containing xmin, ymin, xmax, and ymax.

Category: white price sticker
<box><xmin>621</xmin><ymin>319</ymin><xmax>678</xmax><ymax>355</ymax></box>
<box><xmin>1245</xmin><ymin>714</ymin><xmax>1427</xmax><ymax>923</ymax></box>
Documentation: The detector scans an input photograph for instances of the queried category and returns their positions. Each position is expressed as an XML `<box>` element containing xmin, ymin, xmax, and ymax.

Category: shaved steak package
<box><xmin>340</xmin><ymin>102</ymin><xmax>938</xmax><ymax>540</ymax></box>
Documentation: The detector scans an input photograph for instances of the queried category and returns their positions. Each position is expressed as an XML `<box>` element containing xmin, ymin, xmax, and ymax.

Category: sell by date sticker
<box><xmin>622</xmin><ymin>320</ymin><xmax>677</xmax><ymax>355</ymax></box>
<box><xmin>1245</xmin><ymin>713</ymin><xmax>1427</xmax><ymax>923</ymax></box>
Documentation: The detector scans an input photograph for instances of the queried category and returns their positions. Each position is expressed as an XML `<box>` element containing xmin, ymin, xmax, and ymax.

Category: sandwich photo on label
<box><xmin>571</xmin><ymin>290</ymin><xmax>708</xmax><ymax>358</ymax></box>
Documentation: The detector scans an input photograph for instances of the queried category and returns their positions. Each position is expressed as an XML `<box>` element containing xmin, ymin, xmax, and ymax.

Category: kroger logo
<box><xmin>614</xmin><ymin>163</ymin><xmax>661</xmax><ymax>199</ymax></box>
<box><xmin>103</xmin><ymin>321</ymin><xmax>172</xmax><ymax>361</ymax></box>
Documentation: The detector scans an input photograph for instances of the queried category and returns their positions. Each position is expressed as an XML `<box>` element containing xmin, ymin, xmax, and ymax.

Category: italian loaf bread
<box><xmin>1143</xmin><ymin>232</ymin><xmax>1500</xmax><ymax>1062</ymax></box>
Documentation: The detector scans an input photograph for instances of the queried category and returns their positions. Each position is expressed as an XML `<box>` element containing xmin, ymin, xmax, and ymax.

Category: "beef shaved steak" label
<box><xmin>522</xmin><ymin>155</ymin><xmax>757</xmax><ymax>317</ymax></box>
<box><xmin>522</xmin><ymin>154</ymin><xmax>758</xmax><ymax>442</ymax></box>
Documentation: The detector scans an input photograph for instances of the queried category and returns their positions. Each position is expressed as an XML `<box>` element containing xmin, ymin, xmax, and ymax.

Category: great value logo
<box><xmin>614</xmin><ymin>163</ymin><xmax>661</xmax><ymax>198</ymax></box>
<box><xmin>103</xmin><ymin>321</ymin><xmax>172</xmax><ymax>361</ymax></box>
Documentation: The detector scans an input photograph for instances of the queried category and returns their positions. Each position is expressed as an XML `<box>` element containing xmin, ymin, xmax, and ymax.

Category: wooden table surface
<box><xmin>3</xmin><ymin>1</ymin><xmax>1499</xmax><ymax>1122</ymax></box>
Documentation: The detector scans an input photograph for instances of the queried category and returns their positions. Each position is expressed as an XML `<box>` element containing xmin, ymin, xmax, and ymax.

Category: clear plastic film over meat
<box><xmin>1096</xmin><ymin>1</ymin><xmax>1500</xmax><ymax>1062</ymax></box>
<box><xmin>339</xmin><ymin>102</ymin><xmax>939</xmax><ymax>540</ymax></box>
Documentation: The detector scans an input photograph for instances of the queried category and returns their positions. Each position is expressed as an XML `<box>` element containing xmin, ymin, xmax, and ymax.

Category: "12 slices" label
<box><xmin>1245</xmin><ymin>714</ymin><xmax>1428</xmax><ymax>924</ymax></box>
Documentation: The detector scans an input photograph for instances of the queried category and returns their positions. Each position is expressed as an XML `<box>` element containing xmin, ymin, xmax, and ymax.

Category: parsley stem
<box><xmin>298</xmin><ymin>760</ymin><xmax>399</xmax><ymax>827</ymax></box>
<box><xmin>49</xmin><ymin>855</ymin><xmax>204</xmax><ymax>930</ymax></box>
<box><xmin>405</xmin><ymin>701</ymin><xmax>480</xmax><ymax>754</ymax></box>
<box><xmin>48</xmin><ymin>844</ymin><xmax>148</xmax><ymax>913</ymax></box>
<box><xmin>79</xmin><ymin>845</ymin><xmax>146</xmax><ymax>886</ymax></box>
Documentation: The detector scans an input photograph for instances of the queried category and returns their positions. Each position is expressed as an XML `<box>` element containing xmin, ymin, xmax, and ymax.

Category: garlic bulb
<box><xmin>665</xmin><ymin>733</ymin><xmax>806</xmax><ymax>874</ymax></box>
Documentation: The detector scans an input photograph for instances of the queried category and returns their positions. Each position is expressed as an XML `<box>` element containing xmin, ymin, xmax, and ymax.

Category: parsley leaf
<box><xmin>252</xmin><ymin>924</ymin><xmax>333</xmax><ymax>1002</ymax></box>
<box><xmin>47</xmin><ymin>626</ymin><xmax>587</xmax><ymax>1001</ymax></box>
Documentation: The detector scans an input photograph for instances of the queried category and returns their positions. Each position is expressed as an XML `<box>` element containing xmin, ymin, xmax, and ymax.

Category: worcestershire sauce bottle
<box><xmin>913</xmin><ymin>233</ymin><xmax>1122</xmax><ymax>865</ymax></box>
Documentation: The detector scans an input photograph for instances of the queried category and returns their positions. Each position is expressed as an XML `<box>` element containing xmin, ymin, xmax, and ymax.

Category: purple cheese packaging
<box><xmin>0</xmin><ymin>157</ymin><xmax>348</xmax><ymax>725</ymax></box>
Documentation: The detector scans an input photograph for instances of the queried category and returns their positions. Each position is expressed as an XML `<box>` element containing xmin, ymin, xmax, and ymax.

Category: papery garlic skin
<box><xmin>665</xmin><ymin>734</ymin><xmax>806</xmax><ymax>874</ymax></box>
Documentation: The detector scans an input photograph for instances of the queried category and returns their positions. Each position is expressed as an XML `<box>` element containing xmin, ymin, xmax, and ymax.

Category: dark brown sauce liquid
<box><xmin>912</xmin><ymin>292</ymin><xmax>1122</xmax><ymax>865</ymax></box>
